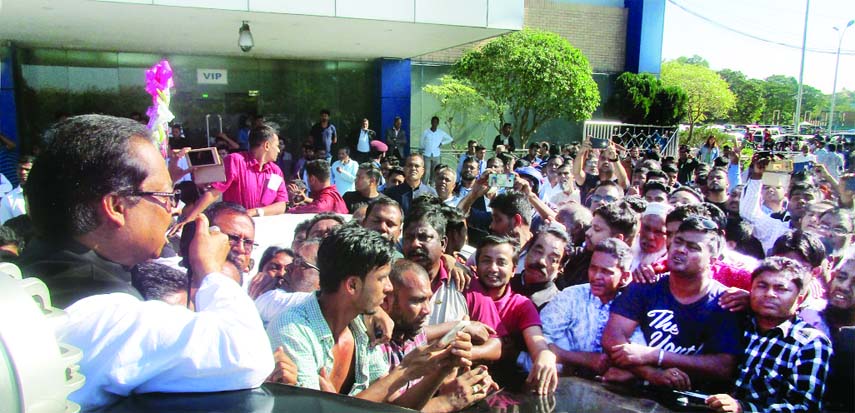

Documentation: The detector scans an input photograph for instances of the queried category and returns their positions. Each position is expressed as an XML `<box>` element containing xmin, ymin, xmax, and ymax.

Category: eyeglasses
<box><xmin>588</xmin><ymin>194</ymin><xmax>618</xmax><ymax>204</ymax></box>
<box><xmin>819</xmin><ymin>225</ymin><xmax>850</xmax><ymax>236</ymax></box>
<box><xmin>225</xmin><ymin>233</ymin><xmax>258</xmax><ymax>251</ymax></box>
<box><xmin>290</xmin><ymin>257</ymin><xmax>320</xmax><ymax>272</ymax></box>
<box><xmin>125</xmin><ymin>189</ymin><xmax>181</xmax><ymax>210</ymax></box>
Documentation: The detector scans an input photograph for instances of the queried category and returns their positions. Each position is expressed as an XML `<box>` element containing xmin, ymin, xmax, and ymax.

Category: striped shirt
<box><xmin>732</xmin><ymin>316</ymin><xmax>832</xmax><ymax>413</ymax></box>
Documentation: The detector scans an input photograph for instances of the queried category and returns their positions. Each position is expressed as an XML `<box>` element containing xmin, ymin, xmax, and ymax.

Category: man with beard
<box><xmin>510</xmin><ymin>225</ymin><xmax>569</xmax><ymax>310</ymax></box>
<box><xmin>740</xmin><ymin>157</ymin><xmax>819</xmax><ymax>253</ymax></box>
<box><xmin>704</xmin><ymin>167</ymin><xmax>729</xmax><ymax>213</ymax></box>
<box><xmin>602</xmin><ymin>216</ymin><xmax>744</xmax><ymax>391</ymax></box>
<box><xmin>380</xmin><ymin>260</ymin><xmax>498</xmax><ymax>412</ymax></box>
<box><xmin>816</xmin><ymin>208</ymin><xmax>854</xmax><ymax>267</ymax></box>
<box><xmin>547</xmin><ymin>163</ymin><xmax>579</xmax><ymax>207</ymax></box>
<box><xmin>725</xmin><ymin>185</ymin><xmax>742</xmax><ymax>220</ymax></box>
<box><xmin>573</xmin><ymin>139</ymin><xmax>629</xmax><ymax>201</ymax></box>
<box><xmin>631</xmin><ymin>202</ymin><xmax>672</xmax><ymax>272</ymax></box>
<box><xmin>267</xmin><ymin>225</ymin><xmax>454</xmax><ymax>406</ymax></box>
<box><xmin>402</xmin><ymin>203</ymin><xmax>503</xmax><ymax>362</ymax></box>
<box><xmin>385</xmin><ymin>154</ymin><xmax>437</xmax><ymax>216</ymax></box>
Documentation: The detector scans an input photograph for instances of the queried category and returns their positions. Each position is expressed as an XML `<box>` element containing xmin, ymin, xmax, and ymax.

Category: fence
<box><xmin>583</xmin><ymin>121</ymin><xmax>680</xmax><ymax>158</ymax></box>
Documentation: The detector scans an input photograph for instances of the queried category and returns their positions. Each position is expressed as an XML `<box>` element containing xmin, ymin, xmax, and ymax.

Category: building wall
<box><xmin>414</xmin><ymin>0</ymin><xmax>627</xmax><ymax>74</ymax></box>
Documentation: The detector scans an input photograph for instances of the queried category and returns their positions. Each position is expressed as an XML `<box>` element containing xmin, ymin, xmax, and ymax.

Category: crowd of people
<box><xmin>2</xmin><ymin>113</ymin><xmax>854</xmax><ymax>413</ymax></box>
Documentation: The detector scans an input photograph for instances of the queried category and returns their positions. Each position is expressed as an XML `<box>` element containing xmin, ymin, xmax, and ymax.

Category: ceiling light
<box><xmin>238</xmin><ymin>21</ymin><xmax>253</xmax><ymax>53</ymax></box>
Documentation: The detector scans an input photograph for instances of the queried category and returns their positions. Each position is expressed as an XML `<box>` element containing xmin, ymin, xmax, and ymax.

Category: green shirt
<box><xmin>266</xmin><ymin>292</ymin><xmax>389</xmax><ymax>395</ymax></box>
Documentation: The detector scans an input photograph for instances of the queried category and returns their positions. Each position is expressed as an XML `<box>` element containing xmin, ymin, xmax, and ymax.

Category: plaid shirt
<box><xmin>732</xmin><ymin>316</ymin><xmax>832</xmax><ymax>413</ymax></box>
<box><xmin>266</xmin><ymin>292</ymin><xmax>389</xmax><ymax>395</ymax></box>
<box><xmin>380</xmin><ymin>331</ymin><xmax>428</xmax><ymax>396</ymax></box>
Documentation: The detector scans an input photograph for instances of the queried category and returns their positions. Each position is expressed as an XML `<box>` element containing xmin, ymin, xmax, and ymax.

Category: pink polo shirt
<box><xmin>287</xmin><ymin>185</ymin><xmax>348</xmax><ymax>214</ymax></box>
<box><xmin>466</xmin><ymin>279</ymin><xmax>539</xmax><ymax>336</ymax></box>
<box><xmin>210</xmin><ymin>152</ymin><xmax>288</xmax><ymax>209</ymax></box>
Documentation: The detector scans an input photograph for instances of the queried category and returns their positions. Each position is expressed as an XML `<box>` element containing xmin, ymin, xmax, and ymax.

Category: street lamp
<box><xmin>829</xmin><ymin>19</ymin><xmax>854</xmax><ymax>133</ymax></box>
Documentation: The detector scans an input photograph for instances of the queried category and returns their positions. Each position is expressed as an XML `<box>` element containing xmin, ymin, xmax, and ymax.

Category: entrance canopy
<box><xmin>0</xmin><ymin>0</ymin><xmax>522</xmax><ymax>60</ymax></box>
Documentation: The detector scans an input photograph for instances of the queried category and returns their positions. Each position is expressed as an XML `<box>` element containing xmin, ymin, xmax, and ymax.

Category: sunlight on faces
<box><xmin>829</xmin><ymin>260</ymin><xmax>855</xmax><ymax>310</ymax></box>
<box><xmin>263</xmin><ymin>252</ymin><xmax>292</xmax><ymax>279</ymax></box>
<box><xmin>588</xmin><ymin>251</ymin><xmax>628</xmax><ymax>301</ymax></box>
<box><xmin>489</xmin><ymin>210</ymin><xmax>514</xmax><ymax>237</ymax></box>
<box><xmin>434</xmin><ymin>169</ymin><xmax>456</xmax><ymax>200</ymax></box>
<box><xmin>524</xmin><ymin>233</ymin><xmax>566</xmax><ymax>283</ymax></box>
<box><xmin>404</xmin><ymin>156</ymin><xmax>425</xmax><ymax>182</ymax></box>
<box><xmin>307</xmin><ymin>218</ymin><xmax>341</xmax><ymax>240</ymax></box>
<box><xmin>818</xmin><ymin>212</ymin><xmax>854</xmax><ymax>252</ymax></box>
<box><xmin>403</xmin><ymin>221</ymin><xmax>446</xmax><ymax>272</ymax></box>
<box><xmin>477</xmin><ymin>242</ymin><xmax>516</xmax><ymax>290</ymax></box>
<box><xmin>800</xmin><ymin>203</ymin><xmax>834</xmax><ymax>233</ymax></box>
<box><xmin>588</xmin><ymin>185</ymin><xmax>622</xmax><ymax>211</ymax></box>
<box><xmin>644</xmin><ymin>189</ymin><xmax>668</xmax><ymax>204</ymax></box>
<box><xmin>124</xmin><ymin>139</ymin><xmax>175</xmax><ymax>262</ymax></box>
<box><xmin>363</xmin><ymin>204</ymin><xmax>403</xmax><ymax>242</ymax></box>
<box><xmin>387</xmin><ymin>269</ymin><xmax>433</xmax><ymax>339</ymax></box>
<box><xmin>667</xmin><ymin>230</ymin><xmax>717</xmax><ymax>277</ymax></box>
<box><xmin>639</xmin><ymin>214</ymin><xmax>668</xmax><ymax>254</ymax></box>
<box><xmin>585</xmin><ymin>215</ymin><xmax>615</xmax><ymax>252</ymax></box>
<box><xmin>750</xmin><ymin>271</ymin><xmax>806</xmax><ymax>322</ymax></box>
<box><xmin>669</xmin><ymin>189</ymin><xmax>702</xmax><ymax>207</ymax></box>
<box><xmin>354</xmin><ymin>263</ymin><xmax>393</xmax><ymax>315</ymax></box>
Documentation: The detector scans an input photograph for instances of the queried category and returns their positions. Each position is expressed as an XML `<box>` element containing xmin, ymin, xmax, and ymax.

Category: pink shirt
<box><xmin>466</xmin><ymin>279</ymin><xmax>541</xmax><ymax>337</ymax></box>
<box><xmin>287</xmin><ymin>185</ymin><xmax>348</xmax><ymax>214</ymax></box>
<box><xmin>210</xmin><ymin>152</ymin><xmax>288</xmax><ymax>209</ymax></box>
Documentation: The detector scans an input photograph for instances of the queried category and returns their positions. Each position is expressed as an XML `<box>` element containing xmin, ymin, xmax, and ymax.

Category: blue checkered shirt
<box><xmin>732</xmin><ymin>316</ymin><xmax>832</xmax><ymax>413</ymax></box>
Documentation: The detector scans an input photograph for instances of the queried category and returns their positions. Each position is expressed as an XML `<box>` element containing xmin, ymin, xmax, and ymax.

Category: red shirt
<box><xmin>288</xmin><ymin>185</ymin><xmax>348</xmax><ymax>214</ymax></box>
<box><xmin>210</xmin><ymin>152</ymin><xmax>288</xmax><ymax>209</ymax></box>
<box><xmin>466</xmin><ymin>280</ymin><xmax>540</xmax><ymax>337</ymax></box>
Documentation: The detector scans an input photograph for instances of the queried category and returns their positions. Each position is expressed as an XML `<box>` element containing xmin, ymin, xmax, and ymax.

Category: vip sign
<box><xmin>197</xmin><ymin>69</ymin><xmax>228</xmax><ymax>85</ymax></box>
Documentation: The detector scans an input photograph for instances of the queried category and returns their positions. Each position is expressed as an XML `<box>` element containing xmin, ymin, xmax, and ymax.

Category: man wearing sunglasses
<box><xmin>203</xmin><ymin>202</ymin><xmax>257</xmax><ymax>276</ymax></box>
<box><xmin>602</xmin><ymin>216</ymin><xmax>744</xmax><ymax>392</ymax></box>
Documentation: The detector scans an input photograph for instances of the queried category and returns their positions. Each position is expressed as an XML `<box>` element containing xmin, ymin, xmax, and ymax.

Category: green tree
<box><xmin>761</xmin><ymin>75</ymin><xmax>827</xmax><ymax>126</ymax></box>
<box><xmin>422</xmin><ymin>75</ymin><xmax>504</xmax><ymax>140</ymax></box>
<box><xmin>453</xmin><ymin>29</ymin><xmax>600</xmax><ymax>147</ymax></box>
<box><xmin>660</xmin><ymin>60</ymin><xmax>736</xmax><ymax>141</ymax></box>
<box><xmin>718</xmin><ymin>69</ymin><xmax>765</xmax><ymax>124</ymax></box>
<box><xmin>675</xmin><ymin>55</ymin><xmax>710</xmax><ymax>68</ymax></box>
<box><xmin>604</xmin><ymin>72</ymin><xmax>687</xmax><ymax>126</ymax></box>
<box><xmin>648</xmin><ymin>85</ymin><xmax>689</xmax><ymax>126</ymax></box>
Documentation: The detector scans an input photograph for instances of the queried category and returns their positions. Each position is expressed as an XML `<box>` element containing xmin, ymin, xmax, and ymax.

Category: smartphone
<box><xmin>186</xmin><ymin>148</ymin><xmax>220</xmax><ymax>167</ymax></box>
<box><xmin>590</xmin><ymin>138</ymin><xmax>609</xmax><ymax>149</ymax></box>
<box><xmin>438</xmin><ymin>320</ymin><xmax>469</xmax><ymax>346</ymax></box>
<box><xmin>488</xmin><ymin>173</ymin><xmax>516</xmax><ymax>188</ymax></box>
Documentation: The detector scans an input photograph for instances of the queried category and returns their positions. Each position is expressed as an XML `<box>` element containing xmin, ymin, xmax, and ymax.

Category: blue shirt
<box><xmin>611</xmin><ymin>275</ymin><xmax>744</xmax><ymax>356</ymax></box>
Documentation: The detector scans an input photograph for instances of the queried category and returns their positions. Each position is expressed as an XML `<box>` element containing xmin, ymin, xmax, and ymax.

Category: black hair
<box><xmin>489</xmin><ymin>190</ymin><xmax>532</xmax><ymax>226</ymax></box>
<box><xmin>643</xmin><ymin>181</ymin><xmax>669</xmax><ymax>196</ymax></box>
<box><xmin>725</xmin><ymin>218</ymin><xmax>765</xmax><ymax>261</ymax></box>
<box><xmin>249</xmin><ymin>122</ymin><xmax>278</xmax><ymax>149</ymax></box>
<box><xmin>431</xmin><ymin>116</ymin><xmax>440</xmax><ymax>123</ymax></box>
<box><xmin>532</xmin><ymin>223</ymin><xmax>570</xmax><ymax>246</ymax></box>
<box><xmin>130</xmin><ymin>261</ymin><xmax>189</xmax><ymax>302</ymax></box>
<box><xmin>28</xmin><ymin>114</ymin><xmax>151</xmax><ymax>240</ymax></box>
<box><xmin>751</xmin><ymin>256</ymin><xmax>811</xmax><ymax>294</ymax></box>
<box><xmin>365</xmin><ymin>197</ymin><xmax>403</xmax><ymax>222</ymax></box>
<box><xmin>305</xmin><ymin>159</ymin><xmax>331</xmax><ymax>181</ymax></box>
<box><xmin>593</xmin><ymin>237</ymin><xmax>633</xmax><ymax>272</ymax></box>
<box><xmin>320</xmin><ymin>109</ymin><xmax>331</xmax><ymax>116</ymax></box>
<box><xmin>669</xmin><ymin>186</ymin><xmax>703</xmax><ymax>203</ymax></box>
<box><xmin>3</xmin><ymin>215</ymin><xmax>33</xmax><ymax>251</ymax></box>
<box><xmin>404</xmin><ymin>202</ymin><xmax>448</xmax><ymax>239</ymax></box>
<box><xmin>439</xmin><ymin>203</ymin><xmax>467</xmax><ymax>238</ymax></box>
<box><xmin>645</xmin><ymin>169</ymin><xmax>668</xmax><ymax>182</ymax></box>
<box><xmin>390</xmin><ymin>259</ymin><xmax>430</xmax><ymax>286</ymax></box>
<box><xmin>0</xmin><ymin>225</ymin><xmax>20</xmax><ymax>251</ymax></box>
<box><xmin>306</xmin><ymin>213</ymin><xmax>346</xmax><ymax>237</ymax></box>
<box><xmin>593</xmin><ymin>197</ymin><xmax>646</xmax><ymax>242</ymax></box>
<box><xmin>771</xmin><ymin>230</ymin><xmax>826</xmax><ymax>269</ymax></box>
<box><xmin>18</xmin><ymin>155</ymin><xmax>36</xmax><ymax>165</ymax></box>
<box><xmin>475</xmin><ymin>234</ymin><xmax>519</xmax><ymax>267</ymax></box>
<box><xmin>358</xmin><ymin>162</ymin><xmax>382</xmax><ymax>184</ymax></box>
<box><xmin>175</xmin><ymin>181</ymin><xmax>202</xmax><ymax>206</ymax></box>
<box><xmin>293</xmin><ymin>219</ymin><xmax>313</xmax><ymax>240</ymax></box>
<box><xmin>317</xmin><ymin>225</ymin><xmax>394</xmax><ymax>294</ymax></box>
<box><xmin>339</xmin><ymin>147</ymin><xmax>351</xmax><ymax>156</ymax></box>
<box><xmin>259</xmin><ymin>246</ymin><xmax>294</xmax><ymax>272</ymax></box>
<box><xmin>203</xmin><ymin>202</ymin><xmax>253</xmax><ymax>228</ymax></box>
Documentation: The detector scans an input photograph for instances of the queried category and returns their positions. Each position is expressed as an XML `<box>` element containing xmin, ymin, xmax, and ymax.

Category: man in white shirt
<box><xmin>331</xmin><ymin>147</ymin><xmax>359</xmax><ymax>195</ymax></box>
<box><xmin>56</xmin><ymin>196</ymin><xmax>273</xmax><ymax>409</ymax></box>
<box><xmin>420</xmin><ymin>116</ymin><xmax>452</xmax><ymax>185</ymax></box>
<box><xmin>0</xmin><ymin>155</ymin><xmax>33</xmax><ymax>224</ymax></box>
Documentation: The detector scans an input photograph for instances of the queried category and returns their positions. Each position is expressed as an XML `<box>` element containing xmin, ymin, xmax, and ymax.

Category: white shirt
<box><xmin>0</xmin><ymin>186</ymin><xmax>25</xmax><ymax>223</ymax></box>
<box><xmin>0</xmin><ymin>173</ymin><xmax>12</xmax><ymax>197</ymax></box>
<box><xmin>420</xmin><ymin>128</ymin><xmax>453</xmax><ymax>157</ymax></box>
<box><xmin>331</xmin><ymin>159</ymin><xmax>359</xmax><ymax>195</ymax></box>
<box><xmin>56</xmin><ymin>273</ymin><xmax>273</xmax><ymax>409</ymax></box>
<box><xmin>255</xmin><ymin>289</ymin><xmax>313</xmax><ymax>327</ymax></box>
<box><xmin>357</xmin><ymin>130</ymin><xmax>371</xmax><ymax>153</ymax></box>
<box><xmin>739</xmin><ymin>179</ymin><xmax>792</xmax><ymax>254</ymax></box>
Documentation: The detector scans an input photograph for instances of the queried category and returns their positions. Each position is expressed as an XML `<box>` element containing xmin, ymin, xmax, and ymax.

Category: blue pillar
<box><xmin>624</xmin><ymin>0</ymin><xmax>665</xmax><ymax>75</ymax></box>
<box><xmin>377</xmin><ymin>58</ymin><xmax>411</xmax><ymax>157</ymax></box>
<box><xmin>0</xmin><ymin>44</ymin><xmax>20</xmax><ymax>187</ymax></box>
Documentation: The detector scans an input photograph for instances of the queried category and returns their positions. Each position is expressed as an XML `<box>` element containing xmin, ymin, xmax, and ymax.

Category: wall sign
<box><xmin>197</xmin><ymin>68</ymin><xmax>228</xmax><ymax>85</ymax></box>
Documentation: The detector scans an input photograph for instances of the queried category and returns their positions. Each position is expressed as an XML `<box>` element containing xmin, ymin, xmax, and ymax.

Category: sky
<box><xmin>662</xmin><ymin>0</ymin><xmax>855</xmax><ymax>94</ymax></box>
